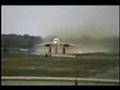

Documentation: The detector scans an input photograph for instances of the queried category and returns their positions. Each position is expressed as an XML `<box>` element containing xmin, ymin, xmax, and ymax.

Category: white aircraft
<box><xmin>35</xmin><ymin>38</ymin><xmax>78</xmax><ymax>55</ymax></box>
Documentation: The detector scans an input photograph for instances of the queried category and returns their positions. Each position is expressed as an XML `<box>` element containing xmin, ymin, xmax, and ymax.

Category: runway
<box><xmin>2</xmin><ymin>76</ymin><xmax>119</xmax><ymax>86</ymax></box>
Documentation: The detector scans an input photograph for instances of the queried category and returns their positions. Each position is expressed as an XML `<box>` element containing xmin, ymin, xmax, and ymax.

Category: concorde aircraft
<box><xmin>35</xmin><ymin>38</ymin><xmax>78</xmax><ymax>55</ymax></box>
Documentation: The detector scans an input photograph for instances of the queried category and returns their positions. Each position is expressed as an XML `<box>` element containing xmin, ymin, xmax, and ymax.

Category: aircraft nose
<box><xmin>53</xmin><ymin>38</ymin><xmax>60</xmax><ymax>44</ymax></box>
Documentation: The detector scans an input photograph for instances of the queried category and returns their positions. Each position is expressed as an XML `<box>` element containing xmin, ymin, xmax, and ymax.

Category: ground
<box><xmin>1</xmin><ymin>53</ymin><xmax>119</xmax><ymax>85</ymax></box>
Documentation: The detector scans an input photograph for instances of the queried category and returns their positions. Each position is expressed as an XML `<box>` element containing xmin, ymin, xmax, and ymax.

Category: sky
<box><xmin>2</xmin><ymin>6</ymin><xmax>119</xmax><ymax>38</ymax></box>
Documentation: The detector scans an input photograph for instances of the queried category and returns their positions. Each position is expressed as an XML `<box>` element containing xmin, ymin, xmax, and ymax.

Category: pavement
<box><xmin>2</xmin><ymin>76</ymin><xmax>119</xmax><ymax>86</ymax></box>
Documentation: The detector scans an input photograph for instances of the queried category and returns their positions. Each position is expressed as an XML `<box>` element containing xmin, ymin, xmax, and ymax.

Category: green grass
<box><xmin>2</xmin><ymin>53</ymin><xmax>119</xmax><ymax>79</ymax></box>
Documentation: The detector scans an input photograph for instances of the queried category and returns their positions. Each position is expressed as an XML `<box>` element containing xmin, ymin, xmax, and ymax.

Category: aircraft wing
<box><xmin>34</xmin><ymin>42</ymin><xmax>54</xmax><ymax>47</ymax></box>
<box><xmin>59</xmin><ymin>42</ymin><xmax>80</xmax><ymax>47</ymax></box>
<box><xmin>35</xmin><ymin>41</ymin><xmax>80</xmax><ymax>47</ymax></box>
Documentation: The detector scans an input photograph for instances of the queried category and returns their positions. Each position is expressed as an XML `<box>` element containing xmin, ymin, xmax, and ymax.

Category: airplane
<box><xmin>35</xmin><ymin>38</ymin><xmax>78</xmax><ymax>55</ymax></box>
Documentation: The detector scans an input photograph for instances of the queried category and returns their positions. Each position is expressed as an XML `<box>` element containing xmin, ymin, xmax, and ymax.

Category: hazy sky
<box><xmin>2</xmin><ymin>6</ymin><xmax>119</xmax><ymax>38</ymax></box>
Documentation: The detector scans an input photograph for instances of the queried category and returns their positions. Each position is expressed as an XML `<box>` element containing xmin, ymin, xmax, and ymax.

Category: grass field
<box><xmin>2</xmin><ymin>53</ymin><xmax>119</xmax><ymax>80</ymax></box>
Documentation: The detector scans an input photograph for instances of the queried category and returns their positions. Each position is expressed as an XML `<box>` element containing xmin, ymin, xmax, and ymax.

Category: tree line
<box><xmin>2</xmin><ymin>34</ymin><xmax>43</xmax><ymax>49</ymax></box>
